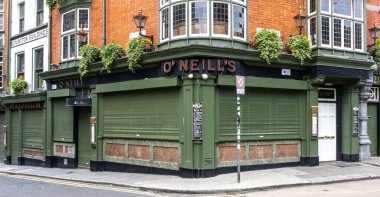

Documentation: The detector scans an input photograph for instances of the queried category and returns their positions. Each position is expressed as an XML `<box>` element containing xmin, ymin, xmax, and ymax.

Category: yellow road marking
<box><xmin>0</xmin><ymin>172</ymin><xmax>160</xmax><ymax>196</ymax></box>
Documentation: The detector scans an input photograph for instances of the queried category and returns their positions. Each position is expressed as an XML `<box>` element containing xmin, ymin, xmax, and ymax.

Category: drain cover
<box><xmin>335</xmin><ymin>162</ymin><xmax>361</xmax><ymax>168</ymax></box>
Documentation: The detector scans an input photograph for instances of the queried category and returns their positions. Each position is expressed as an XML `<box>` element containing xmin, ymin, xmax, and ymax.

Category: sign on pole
<box><xmin>236</xmin><ymin>76</ymin><xmax>245</xmax><ymax>95</ymax></box>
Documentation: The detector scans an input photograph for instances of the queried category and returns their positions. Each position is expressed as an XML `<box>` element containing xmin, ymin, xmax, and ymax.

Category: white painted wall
<box><xmin>10</xmin><ymin>0</ymin><xmax>49</xmax><ymax>92</ymax></box>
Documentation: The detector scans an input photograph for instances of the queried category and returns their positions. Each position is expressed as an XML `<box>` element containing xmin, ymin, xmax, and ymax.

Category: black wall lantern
<box><xmin>294</xmin><ymin>9</ymin><xmax>307</xmax><ymax>35</ymax></box>
<box><xmin>369</xmin><ymin>22</ymin><xmax>380</xmax><ymax>46</ymax></box>
<box><xmin>133</xmin><ymin>7</ymin><xmax>154</xmax><ymax>43</ymax></box>
<box><xmin>77</xmin><ymin>25</ymin><xmax>88</xmax><ymax>47</ymax></box>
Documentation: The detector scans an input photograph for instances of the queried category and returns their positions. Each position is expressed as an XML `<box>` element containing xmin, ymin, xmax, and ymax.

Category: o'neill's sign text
<box><xmin>162</xmin><ymin>58</ymin><xmax>238</xmax><ymax>75</ymax></box>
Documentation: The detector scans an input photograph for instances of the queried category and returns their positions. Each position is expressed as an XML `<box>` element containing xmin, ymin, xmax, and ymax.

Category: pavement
<box><xmin>1</xmin><ymin>158</ymin><xmax>380</xmax><ymax>194</ymax></box>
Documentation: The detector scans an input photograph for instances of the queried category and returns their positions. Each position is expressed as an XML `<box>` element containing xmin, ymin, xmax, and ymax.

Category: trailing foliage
<box><xmin>372</xmin><ymin>40</ymin><xmax>380</xmax><ymax>68</ymax></box>
<box><xmin>127</xmin><ymin>37</ymin><xmax>152</xmax><ymax>72</ymax></box>
<box><xmin>78</xmin><ymin>44</ymin><xmax>101</xmax><ymax>78</ymax></box>
<box><xmin>286</xmin><ymin>35</ymin><xmax>312</xmax><ymax>65</ymax></box>
<box><xmin>46</xmin><ymin>0</ymin><xmax>60</xmax><ymax>11</ymax></box>
<box><xmin>10</xmin><ymin>76</ymin><xmax>28</xmax><ymax>96</ymax></box>
<box><xmin>100</xmin><ymin>44</ymin><xmax>125</xmax><ymax>73</ymax></box>
<box><xmin>254</xmin><ymin>30</ymin><xmax>283</xmax><ymax>65</ymax></box>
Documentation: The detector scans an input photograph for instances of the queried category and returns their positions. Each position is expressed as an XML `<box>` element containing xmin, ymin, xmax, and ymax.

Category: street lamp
<box><xmin>369</xmin><ymin>22</ymin><xmax>380</xmax><ymax>46</ymax></box>
<box><xmin>133</xmin><ymin>7</ymin><xmax>154</xmax><ymax>43</ymax></box>
<box><xmin>77</xmin><ymin>25</ymin><xmax>88</xmax><ymax>47</ymax></box>
<box><xmin>293</xmin><ymin>7</ymin><xmax>307</xmax><ymax>35</ymax></box>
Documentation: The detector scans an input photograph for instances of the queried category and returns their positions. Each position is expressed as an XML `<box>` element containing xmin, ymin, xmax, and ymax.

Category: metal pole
<box><xmin>237</xmin><ymin>94</ymin><xmax>241</xmax><ymax>183</ymax></box>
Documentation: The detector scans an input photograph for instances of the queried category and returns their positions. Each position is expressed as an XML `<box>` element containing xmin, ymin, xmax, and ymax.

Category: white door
<box><xmin>318</xmin><ymin>103</ymin><xmax>337</xmax><ymax>162</ymax></box>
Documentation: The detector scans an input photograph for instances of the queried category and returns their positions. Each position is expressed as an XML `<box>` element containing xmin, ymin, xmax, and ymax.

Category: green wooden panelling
<box><xmin>53</xmin><ymin>99</ymin><xmax>74</xmax><ymax>142</ymax></box>
<box><xmin>47</xmin><ymin>89</ymin><xmax>75</xmax><ymax>98</ymax></box>
<box><xmin>0</xmin><ymin>112</ymin><xmax>5</xmax><ymax>161</ymax></box>
<box><xmin>368</xmin><ymin>104</ymin><xmax>378</xmax><ymax>156</ymax></box>
<box><xmin>217</xmin><ymin>87</ymin><xmax>302</xmax><ymax>141</ymax></box>
<box><xmin>78</xmin><ymin>107</ymin><xmax>92</xmax><ymax>167</ymax></box>
<box><xmin>22</xmin><ymin>110</ymin><xmax>44</xmax><ymax>149</ymax></box>
<box><xmin>101</xmin><ymin>88</ymin><xmax>180</xmax><ymax>140</ymax></box>
<box><xmin>11</xmin><ymin>111</ymin><xmax>21</xmax><ymax>164</ymax></box>
<box><xmin>217</xmin><ymin>76</ymin><xmax>308</xmax><ymax>90</ymax></box>
<box><xmin>341</xmin><ymin>87</ymin><xmax>360</xmax><ymax>155</ymax></box>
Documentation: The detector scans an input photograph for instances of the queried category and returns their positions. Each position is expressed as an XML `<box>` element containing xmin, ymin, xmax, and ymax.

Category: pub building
<box><xmin>2</xmin><ymin>0</ymin><xmax>379</xmax><ymax>178</ymax></box>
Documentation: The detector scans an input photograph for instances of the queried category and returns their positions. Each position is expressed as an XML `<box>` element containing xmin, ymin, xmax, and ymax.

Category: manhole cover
<box><xmin>335</xmin><ymin>163</ymin><xmax>361</xmax><ymax>168</ymax></box>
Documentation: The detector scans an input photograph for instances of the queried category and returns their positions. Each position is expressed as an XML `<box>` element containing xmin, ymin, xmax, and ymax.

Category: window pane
<box><xmin>37</xmin><ymin>0</ymin><xmax>43</xmax><ymax>10</ymax></box>
<box><xmin>37</xmin><ymin>11</ymin><xmax>44</xmax><ymax>26</ymax></box>
<box><xmin>173</xmin><ymin>4</ymin><xmax>186</xmax><ymax>37</ymax></box>
<box><xmin>309</xmin><ymin>17</ymin><xmax>317</xmax><ymax>45</ymax></box>
<box><xmin>213</xmin><ymin>2</ymin><xmax>229</xmax><ymax>35</ymax></box>
<box><xmin>334</xmin><ymin>19</ymin><xmax>341</xmax><ymax>47</ymax></box>
<box><xmin>17</xmin><ymin>53</ymin><xmax>25</xmax><ymax>73</ymax></box>
<box><xmin>19</xmin><ymin>19</ymin><xmax>24</xmax><ymax>32</ymax></box>
<box><xmin>344</xmin><ymin>20</ymin><xmax>351</xmax><ymax>48</ymax></box>
<box><xmin>0</xmin><ymin>14</ymin><xmax>3</xmax><ymax>31</ymax></box>
<box><xmin>355</xmin><ymin>23</ymin><xmax>362</xmax><ymax>50</ymax></box>
<box><xmin>354</xmin><ymin>0</ymin><xmax>362</xmax><ymax>18</ymax></box>
<box><xmin>63</xmin><ymin>36</ymin><xmax>68</xmax><ymax>59</ymax></box>
<box><xmin>79</xmin><ymin>9</ymin><xmax>89</xmax><ymax>29</ymax></box>
<box><xmin>0</xmin><ymin>50</ymin><xmax>3</xmax><ymax>62</ymax></box>
<box><xmin>19</xmin><ymin>3</ymin><xmax>25</xmax><ymax>18</ymax></box>
<box><xmin>161</xmin><ymin>8</ymin><xmax>169</xmax><ymax>40</ymax></box>
<box><xmin>0</xmin><ymin>0</ymin><xmax>4</xmax><ymax>11</ymax></box>
<box><xmin>69</xmin><ymin>34</ymin><xmax>76</xmax><ymax>58</ymax></box>
<box><xmin>63</xmin><ymin>11</ymin><xmax>75</xmax><ymax>32</ymax></box>
<box><xmin>309</xmin><ymin>0</ymin><xmax>316</xmax><ymax>13</ymax></box>
<box><xmin>333</xmin><ymin>0</ymin><xmax>351</xmax><ymax>16</ymax></box>
<box><xmin>35</xmin><ymin>48</ymin><xmax>43</xmax><ymax>70</ymax></box>
<box><xmin>321</xmin><ymin>0</ymin><xmax>329</xmax><ymax>12</ymax></box>
<box><xmin>191</xmin><ymin>2</ymin><xmax>208</xmax><ymax>35</ymax></box>
<box><xmin>233</xmin><ymin>5</ymin><xmax>244</xmax><ymax>38</ymax></box>
<box><xmin>322</xmin><ymin>16</ymin><xmax>330</xmax><ymax>45</ymax></box>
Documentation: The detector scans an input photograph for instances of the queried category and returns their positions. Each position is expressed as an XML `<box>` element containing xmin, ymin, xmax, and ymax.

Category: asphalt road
<box><xmin>0</xmin><ymin>173</ymin><xmax>158</xmax><ymax>197</ymax></box>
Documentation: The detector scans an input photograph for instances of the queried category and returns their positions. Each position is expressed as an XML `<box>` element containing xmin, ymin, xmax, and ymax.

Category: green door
<box><xmin>368</xmin><ymin>104</ymin><xmax>378</xmax><ymax>156</ymax></box>
<box><xmin>78</xmin><ymin>107</ymin><xmax>92</xmax><ymax>167</ymax></box>
<box><xmin>11</xmin><ymin>111</ymin><xmax>21</xmax><ymax>164</ymax></box>
<box><xmin>0</xmin><ymin>112</ymin><xmax>5</xmax><ymax>162</ymax></box>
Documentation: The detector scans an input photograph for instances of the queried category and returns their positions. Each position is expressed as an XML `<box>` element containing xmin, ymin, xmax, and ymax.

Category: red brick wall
<box><xmin>248</xmin><ymin>0</ymin><xmax>306</xmax><ymax>42</ymax></box>
<box><xmin>367</xmin><ymin>0</ymin><xmax>380</xmax><ymax>46</ymax></box>
<box><xmin>51</xmin><ymin>8</ymin><xmax>61</xmax><ymax>65</ymax></box>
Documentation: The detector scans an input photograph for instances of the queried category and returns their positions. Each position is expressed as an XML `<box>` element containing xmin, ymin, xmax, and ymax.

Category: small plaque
<box><xmin>193</xmin><ymin>103</ymin><xmax>202</xmax><ymax>140</ymax></box>
<box><xmin>353</xmin><ymin>107</ymin><xmax>359</xmax><ymax>135</ymax></box>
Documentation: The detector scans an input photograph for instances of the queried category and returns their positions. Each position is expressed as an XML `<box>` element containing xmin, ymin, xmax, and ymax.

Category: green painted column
<box><xmin>5</xmin><ymin>106</ymin><xmax>11</xmax><ymax>158</ymax></box>
<box><xmin>46</xmin><ymin>98</ymin><xmax>53</xmax><ymax>157</ymax></box>
<box><xmin>180</xmin><ymin>78</ymin><xmax>194</xmax><ymax>170</ymax></box>
<box><xmin>341</xmin><ymin>85</ymin><xmax>360</xmax><ymax>161</ymax></box>
<box><xmin>300</xmin><ymin>79</ymin><xmax>319</xmax><ymax>166</ymax></box>
<box><xmin>92</xmin><ymin>90</ymin><xmax>102</xmax><ymax>162</ymax></box>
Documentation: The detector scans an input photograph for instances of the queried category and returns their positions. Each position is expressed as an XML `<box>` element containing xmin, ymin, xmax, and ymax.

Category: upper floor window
<box><xmin>36</xmin><ymin>0</ymin><xmax>44</xmax><ymax>26</ymax></box>
<box><xmin>34</xmin><ymin>47</ymin><xmax>44</xmax><ymax>89</ymax></box>
<box><xmin>160</xmin><ymin>0</ymin><xmax>246</xmax><ymax>42</ymax></box>
<box><xmin>0</xmin><ymin>0</ymin><xmax>4</xmax><ymax>12</ymax></box>
<box><xmin>0</xmin><ymin>13</ymin><xmax>3</xmax><ymax>31</ymax></box>
<box><xmin>308</xmin><ymin>0</ymin><xmax>363</xmax><ymax>51</ymax></box>
<box><xmin>61</xmin><ymin>8</ymin><xmax>89</xmax><ymax>61</ymax></box>
<box><xmin>16</xmin><ymin>52</ymin><xmax>25</xmax><ymax>78</ymax></box>
<box><xmin>19</xmin><ymin>2</ymin><xmax>25</xmax><ymax>33</ymax></box>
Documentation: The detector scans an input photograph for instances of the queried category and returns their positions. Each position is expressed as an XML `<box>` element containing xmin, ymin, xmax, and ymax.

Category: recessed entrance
<box><xmin>318</xmin><ymin>102</ymin><xmax>337</xmax><ymax>162</ymax></box>
<box><xmin>77</xmin><ymin>107</ymin><xmax>92</xmax><ymax>167</ymax></box>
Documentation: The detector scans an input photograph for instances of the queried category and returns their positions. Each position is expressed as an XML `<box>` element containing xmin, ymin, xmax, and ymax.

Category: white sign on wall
<box><xmin>11</xmin><ymin>28</ymin><xmax>48</xmax><ymax>48</ymax></box>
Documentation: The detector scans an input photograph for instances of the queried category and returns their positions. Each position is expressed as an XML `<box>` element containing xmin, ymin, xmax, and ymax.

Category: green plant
<box><xmin>254</xmin><ymin>30</ymin><xmax>283</xmax><ymax>64</ymax></box>
<box><xmin>78</xmin><ymin>44</ymin><xmax>101</xmax><ymax>78</ymax></box>
<box><xmin>46</xmin><ymin>0</ymin><xmax>60</xmax><ymax>11</ymax></box>
<box><xmin>286</xmin><ymin>35</ymin><xmax>312</xmax><ymax>65</ymax></box>
<box><xmin>255</xmin><ymin>30</ymin><xmax>282</xmax><ymax>64</ymax></box>
<box><xmin>100</xmin><ymin>44</ymin><xmax>125</xmax><ymax>73</ymax></box>
<box><xmin>127</xmin><ymin>37</ymin><xmax>152</xmax><ymax>72</ymax></box>
<box><xmin>10</xmin><ymin>76</ymin><xmax>28</xmax><ymax>96</ymax></box>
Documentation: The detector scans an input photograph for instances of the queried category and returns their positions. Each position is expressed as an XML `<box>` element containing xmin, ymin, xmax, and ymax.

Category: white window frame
<box><xmin>189</xmin><ymin>1</ymin><xmax>209</xmax><ymax>37</ymax></box>
<box><xmin>161</xmin><ymin>0</ymin><xmax>169</xmax><ymax>7</ymax></box>
<box><xmin>308</xmin><ymin>16</ymin><xmax>317</xmax><ymax>48</ymax></box>
<box><xmin>320</xmin><ymin>0</ymin><xmax>331</xmax><ymax>14</ymax></box>
<box><xmin>232</xmin><ymin>0</ymin><xmax>246</xmax><ymax>6</ymax></box>
<box><xmin>333</xmin><ymin>18</ymin><xmax>353</xmax><ymax>50</ymax></box>
<box><xmin>15</xmin><ymin>52</ymin><xmax>25</xmax><ymax>78</ymax></box>
<box><xmin>232</xmin><ymin>4</ymin><xmax>246</xmax><ymax>41</ymax></box>
<box><xmin>77</xmin><ymin>8</ymin><xmax>90</xmax><ymax>31</ymax></box>
<box><xmin>308</xmin><ymin>0</ymin><xmax>317</xmax><ymax>16</ymax></box>
<box><xmin>332</xmin><ymin>0</ymin><xmax>353</xmax><ymax>19</ymax></box>
<box><xmin>32</xmin><ymin>46</ymin><xmax>44</xmax><ymax>90</ymax></box>
<box><xmin>320</xmin><ymin>16</ymin><xmax>331</xmax><ymax>47</ymax></box>
<box><xmin>354</xmin><ymin>22</ymin><xmax>363</xmax><ymax>52</ymax></box>
<box><xmin>0</xmin><ymin>13</ymin><xmax>3</xmax><ymax>31</ymax></box>
<box><xmin>160</xmin><ymin>7</ymin><xmax>170</xmax><ymax>42</ymax></box>
<box><xmin>61</xmin><ymin>33</ymin><xmax>76</xmax><ymax>61</ymax></box>
<box><xmin>61</xmin><ymin>10</ymin><xmax>76</xmax><ymax>34</ymax></box>
<box><xmin>318</xmin><ymin>88</ymin><xmax>336</xmax><ymax>102</ymax></box>
<box><xmin>353</xmin><ymin>0</ymin><xmax>363</xmax><ymax>21</ymax></box>
<box><xmin>171</xmin><ymin>3</ymin><xmax>188</xmax><ymax>39</ymax></box>
<box><xmin>211</xmin><ymin>1</ymin><xmax>231</xmax><ymax>38</ymax></box>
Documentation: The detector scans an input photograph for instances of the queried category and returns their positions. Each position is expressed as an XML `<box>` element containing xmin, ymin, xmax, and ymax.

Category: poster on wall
<box><xmin>193</xmin><ymin>103</ymin><xmax>202</xmax><ymax>140</ymax></box>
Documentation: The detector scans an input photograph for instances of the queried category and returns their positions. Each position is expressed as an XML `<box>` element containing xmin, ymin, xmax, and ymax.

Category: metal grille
<box><xmin>173</xmin><ymin>3</ymin><xmax>186</xmax><ymax>37</ymax></box>
<box><xmin>334</xmin><ymin>18</ymin><xmax>341</xmax><ymax>47</ymax></box>
<box><xmin>354</xmin><ymin>23</ymin><xmax>362</xmax><ymax>50</ymax></box>
<box><xmin>213</xmin><ymin>2</ymin><xmax>229</xmax><ymax>35</ymax></box>
<box><xmin>322</xmin><ymin>16</ymin><xmax>330</xmax><ymax>45</ymax></box>
<box><xmin>191</xmin><ymin>2</ymin><xmax>208</xmax><ymax>34</ymax></box>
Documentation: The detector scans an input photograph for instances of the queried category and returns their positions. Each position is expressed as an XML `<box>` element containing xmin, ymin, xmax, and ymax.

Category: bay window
<box><xmin>160</xmin><ymin>0</ymin><xmax>246</xmax><ymax>42</ymax></box>
<box><xmin>61</xmin><ymin>8</ymin><xmax>89</xmax><ymax>61</ymax></box>
<box><xmin>308</xmin><ymin>0</ymin><xmax>364</xmax><ymax>51</ymax></box>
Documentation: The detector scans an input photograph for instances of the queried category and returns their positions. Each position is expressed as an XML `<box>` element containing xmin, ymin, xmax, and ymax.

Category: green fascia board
<box><xmin>47</xmin><ymin>89</ymin><xmax>76</xmax><ymax>98</ymax></box>
<box><xmin>96</xmin><ymin>77</ymin><xmax>180</xmax><ymax>93</ymax></box>
<box><xmin>59</xmin><ymin>0</ymin><xmax>92</xmax><ymax>13</ymax></box>
<box><xmin>217</xmin><ymin>75</ymin><xmax>308</xmax><ymax>90</ymax></box>
<box><xmin>311</xmin><ymin>55</ymin><xmax>373</xmax><ymax>70</ymax></box>
<box><xmin>1</xmin><ymin>93</ymin><xmax>47</xmax><ymax>105</ymax></box>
